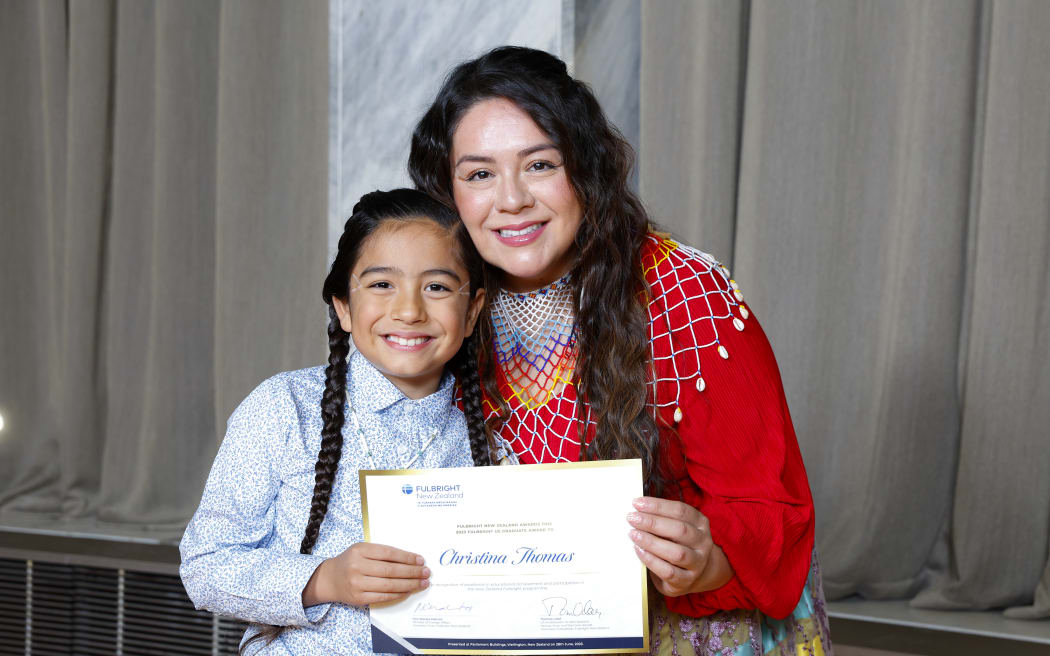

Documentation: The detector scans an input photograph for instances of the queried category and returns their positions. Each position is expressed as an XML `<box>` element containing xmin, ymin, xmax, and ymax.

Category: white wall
<box><xmin>328</xmin><ymin>0</ymin><xmax>571</xmax><ymax>258</ymax></box>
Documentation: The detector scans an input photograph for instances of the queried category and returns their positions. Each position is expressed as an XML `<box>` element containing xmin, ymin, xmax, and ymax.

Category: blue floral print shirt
<box><xmin>179</xmin><ymin>349</ymin><xmax>473</xmax><ymax>654</ymax></box>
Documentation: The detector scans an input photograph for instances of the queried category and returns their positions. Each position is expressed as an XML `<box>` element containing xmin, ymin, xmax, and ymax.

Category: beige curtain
<box><xmin>641</xmin><ymin>0</ymin><xmax>1050</xmax><ymax>618</ymax></box>
<box><xmin>0</xmin><ymin>0</ymin><xmax>328</xmax><ymax>540</ymax></box>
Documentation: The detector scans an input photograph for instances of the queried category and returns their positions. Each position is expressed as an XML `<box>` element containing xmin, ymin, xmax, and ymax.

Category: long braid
<box><xmin>455</xmin><ymin>336</ymin><xmax>492</xmax><ymax>466</ymax></box>
<box><xmin>301</xmin><ymin>307</ymin><xmax>351</xmax><ymax>553</ymax></box>
<box><xmin>240</xmin><ymin>308</ymin><xmax>350</xmax><ymax>654</ymax></box>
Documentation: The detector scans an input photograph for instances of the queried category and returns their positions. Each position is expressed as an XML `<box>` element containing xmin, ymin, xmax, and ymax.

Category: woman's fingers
<box><xmin>627</xmin><ymin>511</ymin><xmax>708</xmax><ymax>549</ymax></box>
<box><xmin>632</xmin><ymin>543</ymin><xmax>682</xmax><ymax>581</ymax></box>
<box><xmin>627</xmin><ymin>499</ymin><xmax>715</xmax><ymax>597</ymax></box>
<box><xmin>633</xmin><ymin>497</ymin><xmax>703</xmax><ymax>524</ymax></box>
<box><xmin>628</xmin><ymin>526</ymin><xmax>706</xmax><ymax>570</ymax></box>
<box><xmin>632</xmin><ymin>545</ymin><xmax>693</xmax><ymax>597</ymax></box>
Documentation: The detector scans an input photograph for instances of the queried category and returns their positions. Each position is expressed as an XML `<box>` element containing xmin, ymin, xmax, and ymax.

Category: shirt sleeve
<box><xmin>647</xmin><ymin>245</ymin><xmax>815</xmax><ymax>620</ymax></box>
<box><xmin>179</xmin><ymin>376</ymin><xmax>332</xmax><ymax>626</ymax></box>
<box><xmin>674</xmin><ymin>310</ymin><xmax>814</xmax><ymax>619</ymax></box>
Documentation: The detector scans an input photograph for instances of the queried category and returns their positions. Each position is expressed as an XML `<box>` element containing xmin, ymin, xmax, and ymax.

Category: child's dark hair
<box><xmin>242</xmin><ymin>188</ymin><xmax>490</xmax><ymax>654</ymax></box>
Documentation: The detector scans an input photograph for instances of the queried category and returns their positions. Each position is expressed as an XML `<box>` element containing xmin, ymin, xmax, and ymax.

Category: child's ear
<box><xmin>464</xmin><ymin>288</ymin><xmax>486</xmax><ymax>336</ymax></box>
<box><xmin>332</xmin><ymin>296</ymin><xmax>353</xmax><ymax>333</ymax></box>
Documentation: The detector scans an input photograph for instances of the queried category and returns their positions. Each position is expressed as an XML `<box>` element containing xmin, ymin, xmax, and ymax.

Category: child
<box><xmin>179</xmin><ymin>189</ymin><xmax>490</xmax><ymax>655</ymax></box>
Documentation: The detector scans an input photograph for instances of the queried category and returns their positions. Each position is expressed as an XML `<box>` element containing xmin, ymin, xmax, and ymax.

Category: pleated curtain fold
<box><xmin>0</xmin><ymin>0</ymin><xmax>327</xmax><ymax>539</ymax></box>
<box><xmin>641</xmin><ymin>0</ymin><xmax>1050</xmax><ymax>618</ymax></box>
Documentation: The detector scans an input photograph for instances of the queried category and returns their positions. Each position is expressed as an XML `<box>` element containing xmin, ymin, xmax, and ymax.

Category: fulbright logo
<box><xmin>401</xmin><ymin>484</ymin><xmax>414</xmax><ymax>495</ymax></box>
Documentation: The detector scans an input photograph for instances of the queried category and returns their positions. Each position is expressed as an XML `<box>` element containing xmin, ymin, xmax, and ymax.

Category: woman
<box><xmin>409</xmin><ymin>47</ymin><xmax>830</xmax><ymax>655</ymax></box>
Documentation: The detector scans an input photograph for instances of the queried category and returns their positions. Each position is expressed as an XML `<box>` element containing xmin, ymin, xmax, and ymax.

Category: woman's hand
<box><xmin>628</xmin><ymin>497</ymin><xmax>733</xmax><ymax>597</ymax></box>
<box><xmin>302</xmin><ymin>542</ymin><xmax>430</xmax><ymax>607</ymax></box>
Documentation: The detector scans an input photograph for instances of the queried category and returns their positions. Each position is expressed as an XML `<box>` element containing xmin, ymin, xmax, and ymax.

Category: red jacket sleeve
<box><xmin>645</xmin><ymin>240</ymin><xmax>815</xmax><ymax>619</ymax></box>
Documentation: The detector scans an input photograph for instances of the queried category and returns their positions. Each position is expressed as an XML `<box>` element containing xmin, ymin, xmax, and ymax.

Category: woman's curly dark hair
<box><xmin>409</xmin><ymin>46</ymin><xmax>663</xmax><ymax>492</ymax></box>
<box><xmin>242</xmin><ymin>188</ymin><xmax>490</xmax><ymax>654</ymax></box>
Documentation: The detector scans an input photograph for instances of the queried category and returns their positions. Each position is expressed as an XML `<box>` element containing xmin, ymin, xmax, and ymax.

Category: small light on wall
<box><xmin>0</xmin><ymin>412</ymin><xmax>5</xmax><ymax>432</ymax></box>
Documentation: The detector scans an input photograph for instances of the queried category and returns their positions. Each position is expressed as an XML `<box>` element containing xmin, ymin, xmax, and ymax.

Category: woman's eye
<box><xmin>528</xmin><ymin>161</ymin><xmax>557</xmax><ymax>172</ymax></box>
<box><xmin>465</xmin><ymin>170</ymin><xmax>492</xmax><ymax>182</ymax></box>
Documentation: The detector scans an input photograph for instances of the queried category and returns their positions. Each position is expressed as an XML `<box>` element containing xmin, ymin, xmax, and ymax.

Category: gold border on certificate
<box><xmin>359</xmin><ymin>459</ymin><xmax>650</xmax><ymax>655</ymax></box>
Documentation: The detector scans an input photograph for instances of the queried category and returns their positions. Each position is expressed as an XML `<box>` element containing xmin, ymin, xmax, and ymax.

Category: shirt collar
<box><xmin>347</xmin><ymin>349</ymin><xmax>455</xmax><ymax>422</ymax></box>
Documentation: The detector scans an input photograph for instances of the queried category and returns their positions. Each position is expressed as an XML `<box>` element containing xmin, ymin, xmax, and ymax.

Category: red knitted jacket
<box><xmin>485</xmin><ymin>234</ymin><xmax>816</xmax><ymax>619</ymax></box>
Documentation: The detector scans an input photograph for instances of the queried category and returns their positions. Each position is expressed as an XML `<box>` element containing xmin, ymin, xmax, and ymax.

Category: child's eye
<box><xmin>465</xmin><ymin>169</ymin><xmax>493</xmax><ymax>182</ymax></box>
<box><xmin>367</xmin><ymin>281</ymin><xmax>393</xmax><ymax>290</ymax></box>
<box><xmin>424</xmin><ymin>282</ymin><xmax>453</xmax><ymax>295</ymax></box>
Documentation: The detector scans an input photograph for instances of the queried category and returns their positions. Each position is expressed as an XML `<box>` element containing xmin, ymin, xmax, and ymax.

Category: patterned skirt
<box><xmin>648</xmin><ymin>551</ymin><xmax>832</xmax><ymax>656</ymax></box>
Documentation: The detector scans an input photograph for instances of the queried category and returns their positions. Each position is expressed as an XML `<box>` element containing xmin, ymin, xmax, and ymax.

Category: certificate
<box><xmin>360</xmin><ymin>459</ymin><xmax>648</xmax><ymax>654</ymax></box>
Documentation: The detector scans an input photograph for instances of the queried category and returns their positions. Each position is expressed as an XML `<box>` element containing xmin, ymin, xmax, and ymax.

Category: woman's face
<box><xmin>450</xmin><ymin>98</ymin><xmax>583</xmax><ymax>293</ymax></box>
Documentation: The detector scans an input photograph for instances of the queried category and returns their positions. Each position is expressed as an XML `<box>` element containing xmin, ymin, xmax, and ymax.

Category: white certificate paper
<box><xmin>359</xmin><ymin>459</ymin><xmax>648</xmax><ymax>654</ymax></box>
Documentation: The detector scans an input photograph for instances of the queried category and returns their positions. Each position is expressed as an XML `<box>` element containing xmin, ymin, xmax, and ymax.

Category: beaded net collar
<box><xmin>489</xmin><ymin>274</ymin><xmax>577</xmax><ymax>409</ymax></box>
<box><xmin>485</xmin><ymin>235</ymin><xmax>750</xmax><ymax>465</ymax></box>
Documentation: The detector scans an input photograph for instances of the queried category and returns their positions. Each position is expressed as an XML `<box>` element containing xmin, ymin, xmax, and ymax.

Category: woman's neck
<box><xmin>500</xmin><ymin>271</ymin><xmax>572</xmax><ymax>295</ymax></box>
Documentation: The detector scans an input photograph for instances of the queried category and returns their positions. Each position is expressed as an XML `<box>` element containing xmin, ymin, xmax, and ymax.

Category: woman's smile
<box><xmin>494</xmin><ymin>220</ymin><xmax>547</xmax><ymax>245</ymax></box>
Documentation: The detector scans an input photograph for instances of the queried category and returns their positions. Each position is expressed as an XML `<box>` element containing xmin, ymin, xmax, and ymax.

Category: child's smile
<box><xmin>332</xmin><ymin>220</ymin><xmax>485</xmax><ymax>399</ymax></box>
<box><xmin>384</xmin><ymin>333</ymin><xmax>433</xmax><ymax>349</ymax></box>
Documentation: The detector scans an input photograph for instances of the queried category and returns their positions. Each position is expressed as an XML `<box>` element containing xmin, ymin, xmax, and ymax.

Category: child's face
<box><xmin>332</xmin><ymin>220</ymin><xmax>485</xmax><ymax>400</ymax></box>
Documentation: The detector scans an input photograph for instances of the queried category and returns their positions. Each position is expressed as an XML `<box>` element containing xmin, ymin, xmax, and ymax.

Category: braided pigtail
<box><xmin>240</xmin><ymin>308</ymin><xmax>349</xmax><ymax>654</ymax></box>
<box><xmin>455</xmin><ymin>335</ymin><xmax>492</xmax><ymax>466</ymax></box>
<box><xmin>301</xmin><ymin>306</ymin><xmax>351</xmax><ymax>553</ymax></box>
